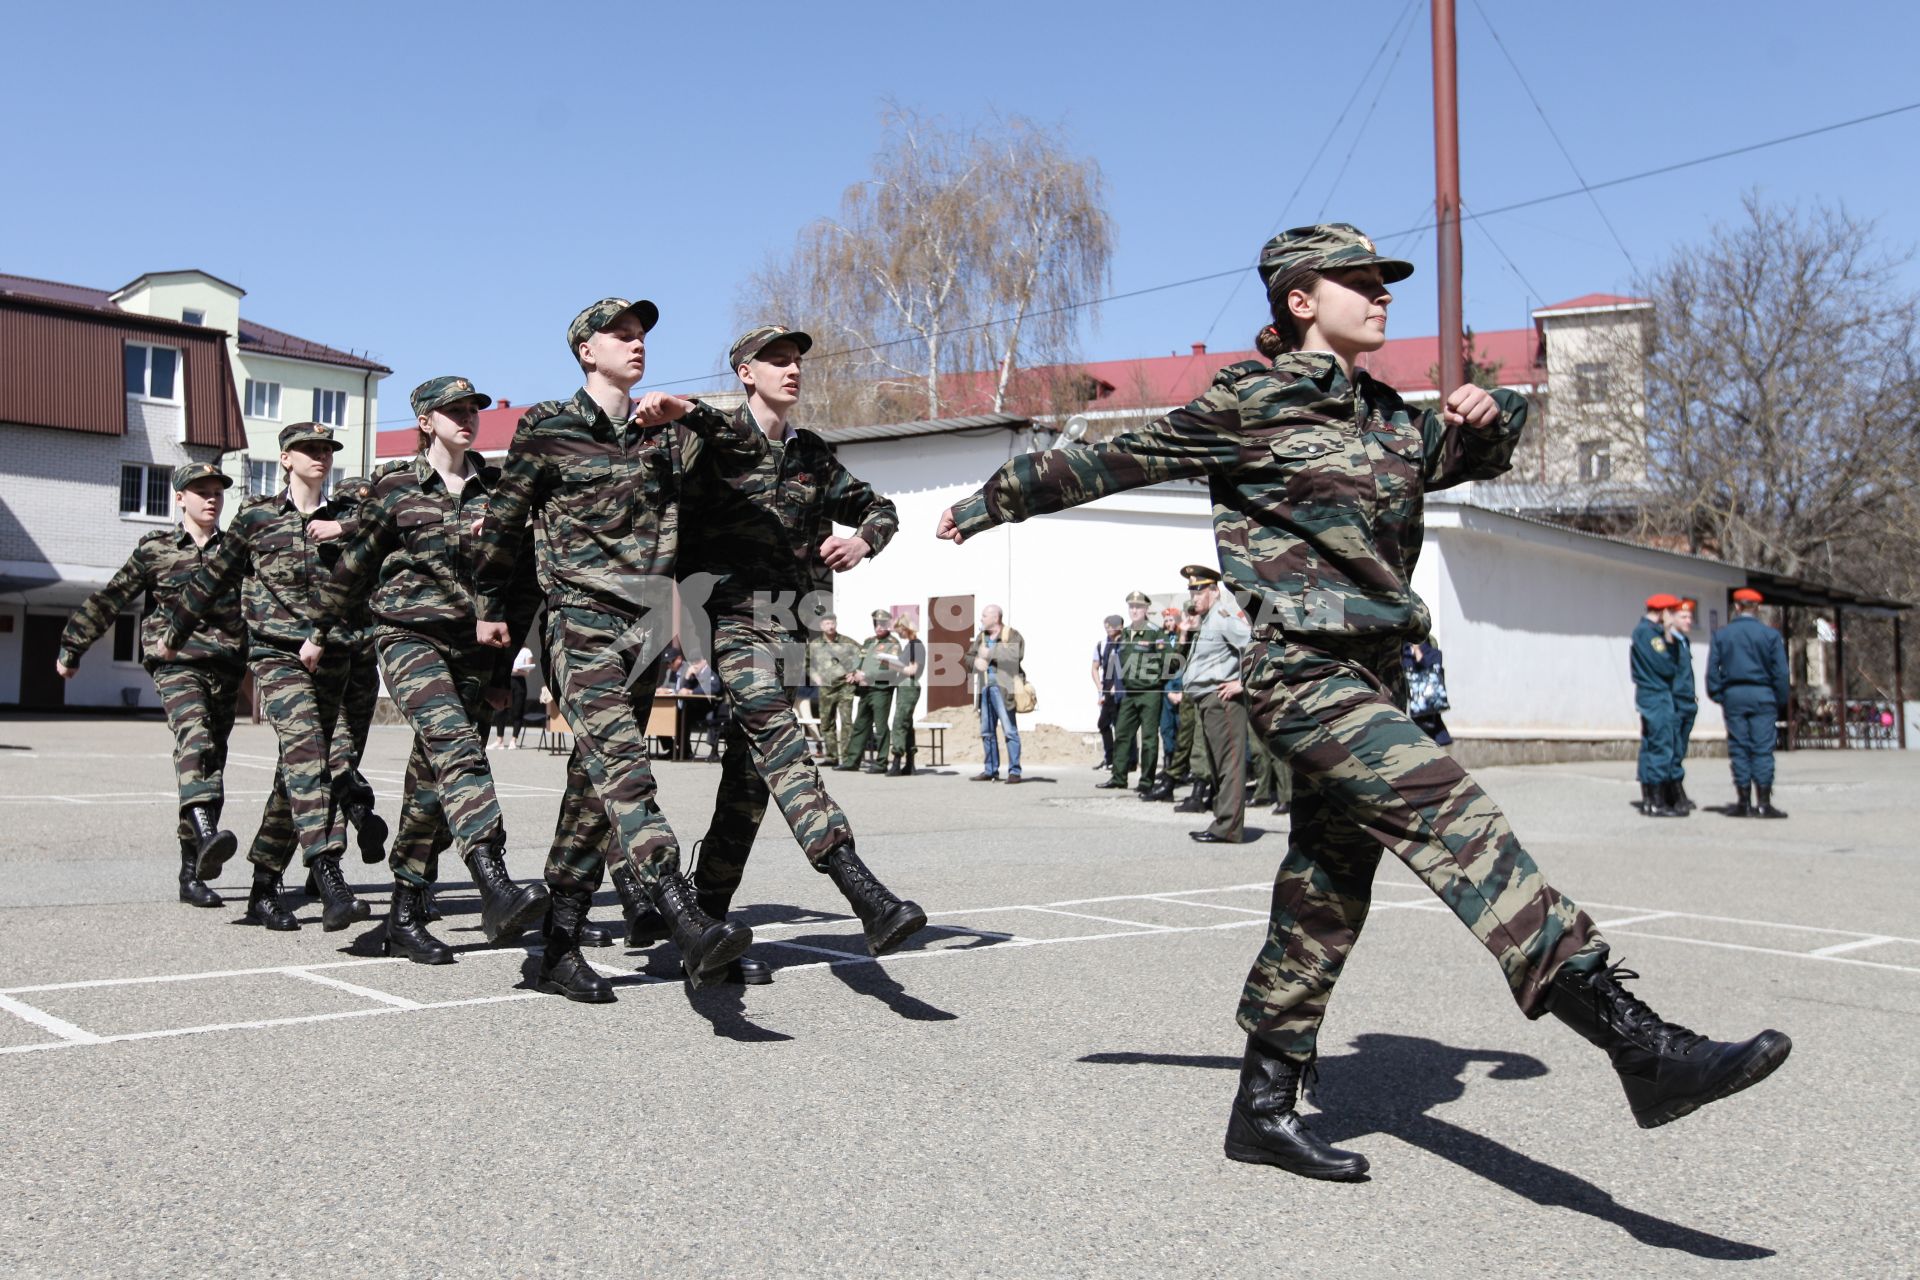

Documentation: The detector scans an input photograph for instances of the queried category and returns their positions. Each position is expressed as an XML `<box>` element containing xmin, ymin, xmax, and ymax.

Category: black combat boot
<box><xmin>382</xmin><ymin>882</ymin><xmax>453</xmax><ymax>965</ymax></box>
<box><xmin>1142</xmin><ymin>774</ymin><xmax>1176</xmax><ymax>803</ymax></box>
<box><xmin>1174</xmin><ymin>780</ymin><xmax>1214</xmax><ymax>815</ymax></box>
<box><xmin>242</xmin><ymin>867</ymin><xmax>299</xmax><ymax>931</ymax></box>
<box><xmin>612</xmin><ymin>863</ymin><xmax>667</xmax><ymax>948</ymax></box>
<box><xmin>1754</xmin><ymin>785</ymin><xmax>1788</xmax><ymax>819</ymax></box>
<box><xmin>902</xmin><ymin>748</ymin><xmax>917</xmax><ymax>777</ymax></box>
<box><xmin>1728</xmin><ymin>783</ymin><xmax>1752</xmax><ymax>818</ymax></box>
<box><xmin>822</xmin><ymin>843</ymin><xmax>926</xmax><ymax>956</ymax></box>
<box><xmin>537</xmin><ymin>889</ymin><xmax>614</xmax><ymax>1003</ymax></box>
<box><xmin>575</xmin><ymin>898</ymin><xmax>612</xmax><ymax>948</ymax></box>
<box><xmin>649</xmin><ymin>871</ymin><xmax>752</xmax><ymax>989</ymax></box>
<box><xmin>886</xmin><ymin>754</ymin><xmax>903</xmax><ymax>777</ymax></box>
<box><xmin>1548</xmin><ymin>954</ymin><xmax>1791</xmax><ymax>1128</ymax></box>
<box><xmin>340</xmin><ymin>782</ymin><xmax>390</xmax><ymax>865</ymax></box>
<box><xmin>694</xmin><ymin>887</ymin><xmax>772</xmax><ymax>985</ymax></box>
<box><xmin>185</xmin><ymin>804</ymin><xmax>238</xmax><ymax>881</ymax></box>
<box><xmin>177</xmin><ymin>839</ymin><xmax>223</xmax><ymax>908</ymax></box>
<box><xmin>1640</xmin><ymin>783</ymin><xmax>1676</xmax><ymax>817</ymax></box>
<box><xmin>462</xmin><ymin>838</ymin><xmax>549</xmax><ymax>944</ymax></box>
<box><xmin>1223</xmin><ymin>1038</ymin><xmax>1370</xmax><ymax>1180</ymax></box>
<box><xmin>310</xmin><ymin>854</ymin><xmax>371</xmax><ymax>932</ymax></box>
<box><xmin>1664</xmin><ymin>780</ymin><xmax>1692</xmax><ymax>817</ymax></box>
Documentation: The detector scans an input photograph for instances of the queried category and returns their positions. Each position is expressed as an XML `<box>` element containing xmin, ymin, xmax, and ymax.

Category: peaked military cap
<box><xmin>1125</xmin><ymin>590</ymin><xmax>1151</xmax><ymax>606</ymax></box>
<box><xmin>729</xmin><ymin>325</ymin><xmax>814</xmax><ymax>373</ymax></box>
<box><xmin>1732</xmin><ymin>588</ymin><xmax>1764</xmax><ymax>604</ymax></box>
<box><xmin>172</xmin><ymin>461</ymin><xmax>232</xmax><ymax>491</ymax></box>
<box><xmin>1181</xmin><ymin>564</ymin><xmax>1221</xmax><ymax>588</ymax></box>
<box><xmin>1645</xmin><ymin>592</ymin><xmax>1682</xmax><ymax>610</ymax></box>
<box><xmin>871</xmin><ymin>609</ymin><xmax>893</xmax><ymax>625</ymax></box>
<box><xmin>411</xmin><ymin>375</ymin><xmax>493</xmax><ymax>418</ymax></box>
<box><xmin>1257</xmin><ymin>223</ymin><xmax>1414</xmax><ymax>292</ymax></box>
<box><xmin>567</xmin><ymin>297</ymin><xmax>660</xmax><ymax>351</ymax></box>
<box><xmin>279</xmin><ymin>421</ymin><xmax>343</xmax><ymax>452</ymax></box>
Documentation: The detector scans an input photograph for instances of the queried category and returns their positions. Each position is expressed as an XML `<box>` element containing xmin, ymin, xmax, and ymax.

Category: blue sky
<box><xmin>4</xmin><ymin>1</ymin><xmax>1917</xmax><ymax>426</ymax></box>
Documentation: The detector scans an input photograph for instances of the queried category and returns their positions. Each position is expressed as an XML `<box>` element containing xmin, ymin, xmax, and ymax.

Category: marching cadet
<box><xmin>1668</xmin><ymin>597</ymin><xmax>1699</xmax><ymax>814</ymax></box>
<box><xmin>55</xmin><ymin>462</ymin><xmax>245</xmax><ymax>909</ymax></box>
<box><xmin>1176</xmin><ymin>565</ymin><xmax>1252</xmax><ymax>844</ymax></box>
<box><xmin>808</xmin><ymin>613</ymin><xmax>861</xmax><ymax>763</ymax></box>
<box><xmin>330</xmin><ymin>473</ymin><xmax>393</xmax><ymax>866</ymax></box>
<box><xmin>839</xmin><ymin>609</ymin><xmax>902</xmax><ymax>773</ymax></box>
<box><xmin>303</xmin><ymin>376</ymin><xmax>550</xmax><ymax>965</ymax></box>
<box><xmin>887</xmin><ymin>616</ymin><xmax>925</xmax><ymax>776</ymax></box>
<box><xmin>472</xmin><ymin>297</ymin><xmax>769</xmax><ymax>997</ymax></box>
<box><xmin>1707</xmin><ymin>588</ymin><xmax>1791</xmax><ymax>818</ymax></box>
<box><xmin>1632</xmin><ymin>593</ymin><xmax>1686</xmax><ymax>818</ymax></box>
<box><xmin>1094</xmin><ymin>592</ymin><xmax>1169</xmax><ymax>792</ymax></box>
<box><xmin>937</xmin><ymin>222</ymin><xmax>1789</xmax><ymax>1180</ymax></box>
<box><xmin>157</xmin><ymin>424</ymin><xmax>371</xmax><ymax>932</ymax></box>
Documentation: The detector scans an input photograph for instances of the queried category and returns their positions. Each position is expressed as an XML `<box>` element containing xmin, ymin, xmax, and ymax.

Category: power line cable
<box><xmin>1316</xmin><ymin>8</ymin><xmax>1425</xmax><ymax>220</ymax></box>
<box><xmin>1461</xmin><ymin>198</ymin><xmax>1546</xmax><ymax>309</ymax></box>
<box><xmin>1468</xmin><ymin>0</ymin><xmax>1638</xmax><ymax>273</ymax></box>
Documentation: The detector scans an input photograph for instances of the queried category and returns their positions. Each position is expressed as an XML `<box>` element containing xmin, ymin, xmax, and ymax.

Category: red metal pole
<box><xmin>1432</xmin><ymin>0</ymin><xmax>1465</xmax><ymax>399</ymax></box>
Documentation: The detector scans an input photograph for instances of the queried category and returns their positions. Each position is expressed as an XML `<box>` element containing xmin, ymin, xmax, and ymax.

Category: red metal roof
<box><xmin>375</xmin><ymin>401</ymin><xmax>526</xmax><ymax>459</ymax></box>
<box><xmin>1535</xmin><ymin>292</ymin><xmax>1650</xmax><ymax>314</ymax></box>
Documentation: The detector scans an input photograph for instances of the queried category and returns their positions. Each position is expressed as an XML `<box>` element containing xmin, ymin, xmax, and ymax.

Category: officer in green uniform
<box><xmin>886</xmin><ymin>616</ymin><xmax>925</xmax><ymax>775</ymax></box>
<box><xmin>56</xmin><ymin>462</ymin><xmax>245</xmax><ymax>909</ymax></box>
<box><xmin>938</xmin><ymin>222</ymin><xmax>1788</xmax><ymax>1179</ymax></box>
<box><xmin>1631</xmin><ymin>593</ymin><xmax>1685</xmax><ymax>818</ymax></box>
<box><xmin>808</xmin><ymin>613</ymin><xmax>861</xmax><ymax>762</ymax></box>
<box><xmin>1707</xmin><ymin>588</ymin><xmax>1791</xmax><ymax>818</ymax></box>
<box><xmin>840</xmin><ymin>609</ymin><xmax>901</xmax><ymax>772</ymax></box>
<box><xmin>1095</xmin><ymin>591</ymin><xmax>1169</xmax><ymax>791</ymax></box>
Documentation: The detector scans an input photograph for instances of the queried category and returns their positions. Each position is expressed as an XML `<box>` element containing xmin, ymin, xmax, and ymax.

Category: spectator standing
<box><xmin>808</xmin><ymin>613</ymin><xmax>861</xmax><ymax>763</ymax></box>
<box><xmin>1668</xmin><ymin>598</ymin><xmax>1699</xmax><ymax>813</ymax></box>
<box><xmin>887</xmin><ymin>617</ymin><xmax>925</xmax><ymax>775</ymax></box>
<box><xmin>839</xmin><ymin>609</ymin><xmax>901</xmax><ymax>772</ymax></box>
<box><xmin>1632</xmin><ymin>593</ymin><xmax>1686</xmax><ymax>818</ymax></box>
<box><xmin>1178</xmin><ymin>565</ymin><xmax>1253</xmax><ymax>844</ymax></box>
<box><xmin>1402</xmin><ymin>639</ymin><xmax>1452</xmax><ymax>746</ymax></box>
<box><xmin>1096</xmin><ymin>591</ymin><xmax>1170</xmax><ymax>793</ymax></box>
<box><xmin>1707</xmin><ymin>588</ymin><xmax>1791</xmax><ymax>818</ymax></box>
<box><xmin>1091</xmin><ymin>614</ymin><xmax>1123</xmax><ymax>770</ymax></box>
<box><xmin>493</xmin><ymin>645</ymin><xmax>536</xmax><ymax>749</ymax></box>
<box><xmin>965</xmin><ymin>605</ymin><xmax>1026</xmax><ymax>783</ymax></box>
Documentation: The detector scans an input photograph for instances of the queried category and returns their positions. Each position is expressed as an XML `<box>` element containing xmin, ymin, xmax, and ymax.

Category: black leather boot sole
<box><xmin>538</xmin><ymin>957</ymin><xmax>616</xmax><ymax>1003</ymax></box>
<box><xmin>864</xmin><ymin>899</ymin><xmax>928</xmax><ymax>957</ymax></box>
<box><xmin>576</xmin><ymin>918</ymin><xmax>613</xmax><ymax>947</ymax></box>
<box><xmin>321</xmin><ymin>898</ymin><xmax>372</xmax><ymax>932</ymax></box>
<box><xmin>479</xmin><ymin>885</ymin><xmax>550</xmax><ymax>945</ymax></box>
<box><xmin>356</xmin><ymin>811</ymin><xmax>389</xmax><ymax>864</ymax></box>
<box><xmin>1630</xmin><ymin>1030</ymin><xmax>1793</xmax><ymax>1129</ymax></box>
<box><xmin>192</xmin><ymin>830</ymin><xmax>238</xmax><ymax>882</ymax></box>
<box><xmin>683</xmin><ymin>922</ymin><xmax>754</xmax><ymax>989</ymax></box>
<box><xmin>1223</xmin><ymin>1108</ymin><xmax>1370</xmax><ymax>1181</ymax></box>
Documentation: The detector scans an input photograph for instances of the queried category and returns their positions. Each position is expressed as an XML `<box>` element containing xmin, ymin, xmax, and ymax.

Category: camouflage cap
<box><xmin>278</xmin><ymin>422</ymin><xmax>343</xmax><ymax>453</ymax></box>
<box><xmin>728</xmin><ymin>325</ymin><xmax>814</xmax><ymax>373</ymax></box>
<box><xmin>1125</xmin><ymin>590</ymin><xmax>1151</xmax><ymax>606</ymax></box>
<box><xmin>410</xmin><ymin>375</ymin><xmax>493</xmax><ymax>418</ymax></box>
<box><xmin>871</xmin><ymin>609</ymin><xmax>892</xmax><ymax>625</ymax></box>
<box><xmin>567</xmin><ymin>298</ymin><xmax>660</xmax><ymax>352</ymax></box>
<box><xmin>1257</xmin><ymin>223</ymin><xmax>1414</xmax><ymax>292</ymax></box>
<box><xmin>172</xmin><ymin>462</ymin><xmax>232</xmax><ymax>492</ymax></box>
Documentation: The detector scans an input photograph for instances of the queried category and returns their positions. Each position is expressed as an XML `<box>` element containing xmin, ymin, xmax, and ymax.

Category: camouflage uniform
<box><xmin>58</xmin><ymin>516</ymin><xmax>247</xmax><ymax>843</ymax></box>
<box><xmin>840</xmin><ymin>622</ymin><xmax>902</xmax><ymax>769</ymax></box>
<box><xmin>887</xmin><ymin>636</ymin><xmax>924</xmax><ymax>761</ymax></box>
<box><xmin>313</xmin><ymin>454</ymin><xmax>529</xmax><ymax>887</ymax></box>
<box><xmin>1108</xmin><ymin>618</ymin><xmax>1172</xmax><ymax>786</ymax></box>
<box><xmin>949</xmin><ymin>349</ymin><xmax>1606</xmax><ymax>1060</ymax></box>
<box><xmin>329</xmin><ymin>476</ymin><xmax>385</xmax><ymax>827</ymax></box>
<box><xmin>164</xmin><ymin>471</ymin><xmax>365</xmax><ymax>873</ymax></box>
<box><xmin>473</xmin><ymin>386</ymin><xmax>763</xmax><ymax>893</ymax></box>
<box><xmin>808</xmin><ymin>628</ymin><xmax>862</xmax><ymax>760</ymax></box>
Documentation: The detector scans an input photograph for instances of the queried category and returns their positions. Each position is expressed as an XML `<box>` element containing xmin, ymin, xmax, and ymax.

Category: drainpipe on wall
<box><xmin>361</xmin><ymin>368</ymin><xmax>375</xmax><ymax>478</ymax></box>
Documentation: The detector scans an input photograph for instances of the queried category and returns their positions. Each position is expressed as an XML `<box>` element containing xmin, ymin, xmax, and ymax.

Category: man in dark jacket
<box><xmin>1707</xmin><ymin>588</ymin><xmax>1791</xmax><ymax>818</ymax></box>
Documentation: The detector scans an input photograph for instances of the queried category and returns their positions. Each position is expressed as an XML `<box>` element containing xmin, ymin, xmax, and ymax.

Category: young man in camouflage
<box><xmin>838</xmin><ymin>609</ymin><xmax>902</xmax><ymax>773</ymax></box>
<box><xmin>158</xmin><ymin>423</ymin><xmax>372</xmax><ymax>933</ymax></box>
<box><xmin>473</xmin><ymin>298</ymin><xmax>769</xmax><ymax>996</ymax></box>
<box><xmin>56</xmin><ymin>462</ymin><xmax>245</xmax><ymax>909</ymax></box>
<box><xmin>563</xmin><ymin>325</ymin><xmax>925</xmax><ymax>983</ymax></box>
<box><xmin>937</xmin><ymin>223</ymin><xmax>1789</xmax><ymax>1180</ymax></box>
<box><xmin>1095</xmin><ymin>592</ymin><xmax>1170</xmax><ymax>793</ymax></box>
<box><xmin>807</xmin><ymin>613</ymin><xmax>861</xmax><ymax>762</ymax></box>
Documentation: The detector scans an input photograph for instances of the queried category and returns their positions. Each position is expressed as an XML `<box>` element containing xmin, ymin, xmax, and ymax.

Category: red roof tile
<box><xmin>1534</xmin><ymin>292</ymin><xmax>1650</xmax><ymax>314</ymax></box>
<box><xmin>376</xmin><ymin>401</ymin><xmax>525</xmax><ymax>459</ymax></box>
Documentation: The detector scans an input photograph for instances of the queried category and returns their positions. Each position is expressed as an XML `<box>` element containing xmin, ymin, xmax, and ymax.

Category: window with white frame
<box><xmin>312</xmin><ymin>388</ymin><xmax>348</xmax><ymax>427</ymax></box>
<box><xmin>245</xmin><ymin>379</ymin><xmax>282</xmax><ymax>419</ymax></box>
<box><xmin>1574</xmin><ymin>361</ymin><xmax>1610</xmax><ymax>404</ymax></box>
<box><xmin>1578</xmin><ymin>440</ymin><xmax>1613</xmax><ymax>483</ymax></box>
<box><xmin>247</xmin><ymin>458</ymin><xmax>279</xmax><ymax>497</ymax></box>
<box><xmin>124</xmin><ymin>343</ymin><xmax>181</xmax><ymax>401</ymax></box>
<box><xmin>181</xmin><ymin>309</ymin><xmax>205</xmax><ymax>326</ymax></box>
<box><xmin>119</xmin><ymin>462</ymin><xmax>174</xmax><ymax>517</ymax></box>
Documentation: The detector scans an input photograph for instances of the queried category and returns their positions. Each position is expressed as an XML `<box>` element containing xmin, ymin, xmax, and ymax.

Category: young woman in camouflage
<box><xmin>55</xmin><ymin>462</ymin><xmax>244</xmax><ymax>910</ymax></box>
<box><xmin>937</xmin><ymin>223</ymin><xmax>1790</xmax><ymax>1181</ymax></box>
<box><xmin>302</xmin><ymin>376</ymin><xmax>550</xmax><ymax>966</ymax></box>
<box><xmin>157</xmin><ymin>424</ymin><xmax>373</xmax><ymax>933</ymax></box>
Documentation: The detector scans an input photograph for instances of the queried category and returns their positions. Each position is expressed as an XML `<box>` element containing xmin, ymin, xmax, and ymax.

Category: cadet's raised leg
<box><xmin>152</xmin><ymin>662</ymin><xmax>242</xmax><ymax>903</ymax></box>
<box><xmin>248</xmin><ymin>645</ymin><xmax>366</xmax><ymax>930</ymax></box>
<box><xmin>335</xmin><ymin>643</ymin><xmax>390</xmax><ymax>863</ymax></box>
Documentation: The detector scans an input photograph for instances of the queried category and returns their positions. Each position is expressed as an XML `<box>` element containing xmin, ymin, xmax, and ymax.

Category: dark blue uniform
<box><xmin>1670</xmin><ymin>628</ymin><xmax>1696</xmax><ymax>787</ymax></box>
<box><xmin>1707</xmin><ymin>615</ymin><xmax>1790</xmax><ymax>787</ymax></box>
<box><xmin>1630</xmin><ymin>618</ymin><xmax>1680</xmax><ymax>785</ymax></box>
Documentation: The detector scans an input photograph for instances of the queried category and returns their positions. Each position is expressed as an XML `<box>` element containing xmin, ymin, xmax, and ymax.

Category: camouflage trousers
<box><xmin>1237</xmin><ymin>634</ymin><xmax>1605</xmax><ymax>1059</ymax></box>
<box><xmin>888</xmin><ymin>680</ymin><xmax>920</xmax><ymax>758</ymax></box>
<box><xmin>332</xmin><ymin>638</ymin><xmax>381</xmax><ymax>809</ymax></box>
<box><xmin>547</xmin><ymin>616</ymin><xmax>855</xmax><ymax>900</ymax></box>
<box><xmin>841</xmin><ymin>685</ymin><xmax>894</xmax><ymax>768</ymax></box>
<box><xmin>246</xmin><ymin>645</ymin><xmax>350</xmax><ymax>873</ymax></box>
<box><xmin>377</xmin><ymin>628</ymin><xmax>503</xmax><ymax>887</ymax></box>
<box><xmin>150</xmin><ymin>661</ymin><xmax>243</xmax><ymax>843</ymax></box>
<box><xmin>1109</xmin><ymin>689</ymin><xmax>1162</xmax><ymax>783</ymax></box>
<box><xmin>816</xmin><ymin>681</ymin><xmax>855</xmax><ymax>760</ymax></box>
<box><xmin>542</xmin><ymin>607</ymin><xmax>677</xmax><ymax>892</ymax></box>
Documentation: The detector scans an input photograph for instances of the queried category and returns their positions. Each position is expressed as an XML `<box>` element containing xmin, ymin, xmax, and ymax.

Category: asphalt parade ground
<box><xmin>0</xmin><ymin>716</ymin><xmax>1914</xmax><ymax>1277</ymax></box>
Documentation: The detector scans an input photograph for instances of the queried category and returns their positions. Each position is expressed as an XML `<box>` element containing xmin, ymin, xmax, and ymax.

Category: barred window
<box><xmin>119</xmin><ymin>462</ymin><xmax>173</xmax><ymax>517</ymax></box>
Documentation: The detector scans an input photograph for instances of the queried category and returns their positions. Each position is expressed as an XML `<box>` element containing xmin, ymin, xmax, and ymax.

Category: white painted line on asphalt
<box><xmin>1581</xmin><ymin>900</ymin><xmax>1920</xmax><ymax>944</ymax></box>
<box><xmin>1592</xmin><ymin>911</ymin><xmax>1681</xmax><ymax>929</ymax></box>
<box><xmin>1146</xmin><ymin>896</ymin><xmax>1269</xmax><ymax>916</ymax></box>
<box><xmin>283</xmin><ymin>968</ymin><xmax>421</xmax><ymax>1009</ymax></box>
<box><xmin>1808</xmin><ymin>935</ymin><xmax>1897</xmax><ymax>958</ymax></box>
<box><xmin>1021</xmin><ymin>907</ymin><xmax>1174</xmax><ymax>931</ymax></box>
<box><xmin>1601</xmin><ymin>928</ymin><xmax>1920</xmax><ymax>975</ymax></box>
<box><xmin>0</xmin><ymin>993</ymin><xmax>101</xmax><ymax>1044</ymax></box>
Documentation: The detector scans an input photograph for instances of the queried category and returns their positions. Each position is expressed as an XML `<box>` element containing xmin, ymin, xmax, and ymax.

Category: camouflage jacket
<box><xmin>312</xmin><ymin>455</ymin><xmax>531</xmax><ymax>650</ymax></box>
<box><xmin>473</xmin><ymin>388</ymin><xmax>765</xmax><ymax>624</ymax></box>
<box><xmin>808</xmin><ymin>632</ymin><xmax>862</xmax><ymax>687</ymax></box>
<box><xmin>59</xmin><ymin>526</ymin><xmax>246</xmax><ymax>670</ymax></box>
<box><xmin>950</xmin><ymin>354</ymin><xmax>1525</xmax><ymax>641</ymax></box>
<box><xmin>678</xmin><ymin>406</ymin><xmax>899</xmax><ymax>618</ymax></box>
<box><xmin>161</xmin><ymin>489</ymin><xmax>364</xmax><ymax>653</ymax></box>
<box><xmin>328</xmin><ymin>477</ymin><xmax>379</xmax><ymax>649</ymax></box>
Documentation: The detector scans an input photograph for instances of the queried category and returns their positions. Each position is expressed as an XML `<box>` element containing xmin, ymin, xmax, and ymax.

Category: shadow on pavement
<box><xmin>1079</xmin><ymin>1033</ymin><xmax>1773</xmax><ymax>1261</ymax></box>
<box><xmin>826</xmin><ymin>959</ymin><xmax>958</xmax><ymax>1022</ymax></box>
